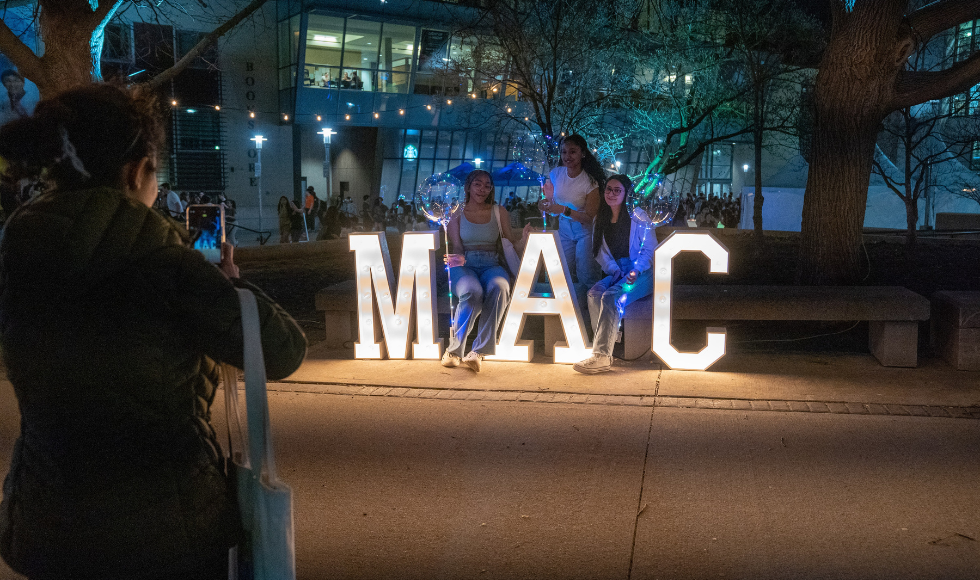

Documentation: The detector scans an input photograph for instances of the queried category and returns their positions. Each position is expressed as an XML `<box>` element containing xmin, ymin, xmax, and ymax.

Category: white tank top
<box><xmin>549</xmin><ymin>166</ymin><xmax>596</xmax><ymax>211</ymax></box>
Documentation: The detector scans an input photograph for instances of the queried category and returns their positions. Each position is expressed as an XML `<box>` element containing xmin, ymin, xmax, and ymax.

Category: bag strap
<box><xmin>222</xmin><ymin>363</ymin><xmax>246</xmax><ymax>464</ymax></box>
<box><xmin>494</xmin><ymin>205</ymin><xmax>505</xmax><ymax>241</ymax></box>
<box><xmin>223</xmin><ymin>287</ymin><xmax>281</xmax><ymax>485</ymax></box>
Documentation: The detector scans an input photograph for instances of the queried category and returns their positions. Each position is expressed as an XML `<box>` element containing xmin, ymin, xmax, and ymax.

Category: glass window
<box><xmin>378</xmin><ymin>23</ymin><xmax>416</xmax><ymax>93</ymax></box>
<box><xmin>419</xmin><ymin>130</ymin><xmax>437</xmax><ymax>160</ymax></box>
<box><xmin>401</xmin><ymin>160</ymin><xmax>420</xmax><ymax>198</ymax></box>
<box><xmin>342</xmin><ymin>19</ymin><xmax>381</xmax><ymax>71</ymax></box>
<box><xmin>305</xmin><ymin>14</ymin><xmax>345</xmax><ymax>87</ymax></box>
<box><xmin>102</xmin><ymin>23</ymin><xmax>133</xmax><ymax>62</ymax></box>
<box><xmin>450</xmin><ymin>132</ymin><xmax>466</xmax><ymax>161</ymax></box>
<box><xmin>436</xmin><ymin>131</ymin><xmax>451</xmax><ymax>160</ymax></box>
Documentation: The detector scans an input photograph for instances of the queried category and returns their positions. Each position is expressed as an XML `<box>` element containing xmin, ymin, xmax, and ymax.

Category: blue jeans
<box><xmin>558</xmin><ymin>218</ymin><xmax>600</xmax><ymax>326</ymax></box>
<box><xmin>447</xmin><ymin>251</ymin><xmax>511</xmax><ymax>356</ymax></box>
<box><xmin>588</xmin><ymin>257</ymin><xmax>653</xmax><ymax>357</ymax></box>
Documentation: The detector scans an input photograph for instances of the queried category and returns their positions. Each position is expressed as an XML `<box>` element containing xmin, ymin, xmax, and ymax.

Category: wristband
<box><xmin>562</xmin><ymin>205</ymin><xmax>572</xmax><ymax>217</ymax></box>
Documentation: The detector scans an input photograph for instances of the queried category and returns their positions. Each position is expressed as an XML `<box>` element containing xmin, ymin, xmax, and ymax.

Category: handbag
<box><xmin>495</xmin><ymin>205</ymin><xmax>521</xmax><ymax>277</ymax></box>
<box><xmin>223</xmin><ymin>287</ymin><xmax>296</xmax><ymax>580</ymax></box>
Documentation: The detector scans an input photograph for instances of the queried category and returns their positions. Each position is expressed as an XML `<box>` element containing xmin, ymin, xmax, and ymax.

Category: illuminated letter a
<box><xmin>488</xmin><ymin>231</ymin><xmax>591</xmax><ymax>363</ymax></box>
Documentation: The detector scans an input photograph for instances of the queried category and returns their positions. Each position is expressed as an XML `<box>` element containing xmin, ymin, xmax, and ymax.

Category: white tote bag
<box><xmin>223</xmin><ymin>287</ymin><xmax>296</xmax><ymax>580</ymax></box>
<box><xmin>495</xmin><ymin>205</ymin><xmax>521</xmax><ymax>277</ymax></box>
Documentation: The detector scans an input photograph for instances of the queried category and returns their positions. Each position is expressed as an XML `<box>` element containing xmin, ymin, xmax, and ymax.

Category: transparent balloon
<box><xmin>416</xmin><ymin>173</ymin><xmax>463</xmax><ymax>226</ymax></box>
<box><xmin>511</xmin><ymin>133</ymin><xmax>550</xmax><ymax>180</ymax></box>
<box><xmin>627</xmin><ymin>173</ymin><xmax>680</xmax><ymax>228</ymax></box>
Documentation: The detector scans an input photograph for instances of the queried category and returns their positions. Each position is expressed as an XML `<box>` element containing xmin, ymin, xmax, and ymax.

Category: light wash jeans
<box><xmin>558</xmin><ymin>217</ymin><xmax>600</xmax><ymax>328</ymax></box>
<box><xmin>588</xmin><ymin>257</ymin><xmax>654</xmax><ymax>357</ymax></box>
<box><xmin>447</xmin><ymin>251</ymin><xmax>511</xmax><ymax>357</ymax></box>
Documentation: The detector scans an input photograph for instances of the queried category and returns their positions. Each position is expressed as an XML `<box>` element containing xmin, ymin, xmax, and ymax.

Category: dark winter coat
<box><xmin>0</xmin><ymin>187</ymin><xmax>306</xmax><ymax>579</ymax></box>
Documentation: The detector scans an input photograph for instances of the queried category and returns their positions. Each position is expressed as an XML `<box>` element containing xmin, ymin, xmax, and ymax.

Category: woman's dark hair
<box><xmin>558</xmin><ymin>134</ymin><xmax>606</xmax><ymax>193</ymax></box>
<box><xmin>463</xmin><ymin>169</ymin><xmax>495</xmax><ymax>205</ymax></box>
<box><xmin>592</xmin><ymin>174</ymin><xmax>633</xmax><ymax>257</ymax></box>
<box><xmin>0</xmin><ymin>83</ymin><xmax>164</xmax><ymax>191</ymax></box>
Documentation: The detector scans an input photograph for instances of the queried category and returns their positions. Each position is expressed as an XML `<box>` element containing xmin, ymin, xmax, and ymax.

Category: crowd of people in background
<box><xmin>246</xmin><ymin>187</ymin><xmax>747</xmax><ymax>244</ymax></box>
<box><xmin>672</xmin><ymin>191</ymin><xmax>743</xmax><ymax>229</ymax></box>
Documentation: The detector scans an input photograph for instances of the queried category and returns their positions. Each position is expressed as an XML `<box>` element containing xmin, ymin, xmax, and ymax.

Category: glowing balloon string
<box><xmin>443</xmin><ymin>224</ymin><xmax>456</xmax><ymax>336</ymax></box>
<box><xmin>616</xmin><ymin>224</ymin><xmax>650</xmax><ymax>317</ymax></box>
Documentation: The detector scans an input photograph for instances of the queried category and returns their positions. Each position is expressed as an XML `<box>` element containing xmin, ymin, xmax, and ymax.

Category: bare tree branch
<box><xmin>147</xmin><ymin>0</ymin><xmax>267</xmax><ymax>90</ymax></box>
<box><xmin>907</xmin><ymin>0</ymin><xmax>980</xmax><ymax>46</ymax></box>
<box><xmin>892</xmin><ymin>51</ymin><xmax>980</xmax><ymax>110</ymax></box>
<box><xmin>0</xmin><ymin>13</ymin><xmax>43</xmax><ymax>83</ymax></box>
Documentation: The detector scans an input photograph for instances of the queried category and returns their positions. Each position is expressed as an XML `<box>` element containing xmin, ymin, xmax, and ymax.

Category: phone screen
<box><xmin>186</xmin><ymin>204</ymin><xmax>225</xmax><ymax>263</ymax></box>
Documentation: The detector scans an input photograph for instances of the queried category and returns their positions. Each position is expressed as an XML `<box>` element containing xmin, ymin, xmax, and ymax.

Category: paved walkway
<box><xmin>2</xmin><ymin>348</ymin><xmax>978</xmax><ymax>580</ymax></box>
<box><xmin>290</xmin><ymin>342</ymin><xmax>980</xmax><ymax>411</ymax></box>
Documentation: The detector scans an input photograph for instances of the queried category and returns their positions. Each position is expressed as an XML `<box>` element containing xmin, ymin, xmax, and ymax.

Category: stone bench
<box><xmin>316</xmin><ymin>280</ymin><xmax>454</xmax><ymax>349</ymax></box>
<box><xmin>931</xmin><ymin>291</ymin><xmax>980</xmax><ymax>370</ymax></box>
<box><xmin>621</xmin><ymin>285</ymin><xmax>931</xmax><ymax>367</ymax></box>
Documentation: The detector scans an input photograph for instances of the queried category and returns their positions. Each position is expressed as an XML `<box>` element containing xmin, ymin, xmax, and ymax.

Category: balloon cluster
<box><xmin>416</xmin><ymin>173</ymin><xmax>463</xmax><ymax>226</ymax></box>
<box><xmin>627</xmin><ymin>172</ymin><xmax>680</xmax><ymax>228</ymax></box>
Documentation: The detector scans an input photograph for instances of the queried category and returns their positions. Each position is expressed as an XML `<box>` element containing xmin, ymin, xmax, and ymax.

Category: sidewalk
<box><xmin>288</xmin><ymin>342</ymin><xmax>980</xmax><ymax>413</ymax></box>
<box><xmin>2</xmin><ymin>348</ymin><xmax>979</xmax><ymax>580</ymax></box>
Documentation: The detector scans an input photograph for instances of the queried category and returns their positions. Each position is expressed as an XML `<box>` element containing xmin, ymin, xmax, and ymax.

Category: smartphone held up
<box><xmin>186</xmin><ymin>204</ymin><xmax>225</xmax><ymax>263</ymax></box>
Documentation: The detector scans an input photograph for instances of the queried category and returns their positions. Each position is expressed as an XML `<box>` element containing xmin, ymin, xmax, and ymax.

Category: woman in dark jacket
<box><xmin>0</xmin><ymin>84</ymin><xmax>307</xmax><ymax>579</ymax></box>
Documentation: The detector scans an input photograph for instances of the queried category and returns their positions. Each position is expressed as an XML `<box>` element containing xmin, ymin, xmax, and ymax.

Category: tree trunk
<box><xmin>34</xmin><ymin>2</ymin><xmax>114</xmax><ymax>97</ymax></box>
<box><xmin>797</xmin><ymin>1</ymin><xmax>907</xmax><ymax>285</ymax></box>
<box><xmin>905</xmin><ymin>193</ymin><xmax>918</xmax><ymax>248</ymax></box>
<box><xmin>752</xmin><ymin>123</ymin><xmax>764</xmax><ymax>239</ymax></box>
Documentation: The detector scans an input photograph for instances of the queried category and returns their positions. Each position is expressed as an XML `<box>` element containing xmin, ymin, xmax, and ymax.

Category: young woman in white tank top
<box><xmin>442</xmin><ymin>170</ymin><xmax>531</xmax><ymax>372</ymax></box>
<box><xmin>540</xmin><ymin>134</ymin><xmax>604</xmax><ymax>329</ymax></box>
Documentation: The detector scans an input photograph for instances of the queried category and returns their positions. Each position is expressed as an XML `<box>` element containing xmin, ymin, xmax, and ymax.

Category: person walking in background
<box><xmin>541</xmin><ymin>134</ymin><xmax>604</xmax><ymax>328</ymax></box>
<box><xmin>573</xmin><ymin>174</ymin><xmax>656</xmax><ymax>374</ymax></box>
<box><xmin>305</xmin><ymin>186</ymin><xmax>319</xmax><ymax>234</ymax></box>
<box><xmin>442</xmin><ymin>170</ymin><xmax>530</xmax><ymax>373</ymax></box>
<box><xmin>217</xmin><ymin>192</ymin><xmax>237</xmax><ymax>246</ymax></box>
<box><xmin>161</xmin><ymin>182</ymin><xmax>181</xmax><ymax>219</ymax></box>
<box><xmin>278</xmin><ymin>195</ymin><xmax>302</xmax><ymax>243</ymax></box>
<box><xmin>0</xmin><ymin>82</ymin><xmax>307</xmax><ymax>580</ymax></box>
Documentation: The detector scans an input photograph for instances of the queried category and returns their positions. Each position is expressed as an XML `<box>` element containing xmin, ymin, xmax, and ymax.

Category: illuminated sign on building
<box><xmin>403</xmin><ymin>144</ymin><xmax>418</xmax><ymax>159</ymax></box>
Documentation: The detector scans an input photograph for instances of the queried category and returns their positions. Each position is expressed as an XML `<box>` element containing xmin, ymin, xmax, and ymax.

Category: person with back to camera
<box><xmin>541</xmin><ymin>134</ymin><xmax>604</xmax><ymax>327</ymax></box>
<box><xmin>572</xmin><ymin>174</ymin><xmax>656</xmax><ymax>374</ymax></box>
<box><xmin>442</xmin><ymin>170</ymin><xmax>531</xmax><ymax>372</ymax></box>
<box><xmin>0</xmin><ymin>83</ymin><xmax>307</xmax><ymax>580</ymax></box>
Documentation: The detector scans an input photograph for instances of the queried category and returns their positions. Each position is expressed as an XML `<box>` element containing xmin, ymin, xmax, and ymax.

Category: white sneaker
<box><xmin>573</xmin><ymin>354</ymin><xmax>613</xmax><ymax>374</ymax></box>
<box><xmin>441</xmin><ymin>351</ymin><xmax>460</xmax><ymax>368</ymax></box>
<box><xmin>462</xmin><ymin>351</ymin><xmax>484</xmax><ymax>373</ymax></box>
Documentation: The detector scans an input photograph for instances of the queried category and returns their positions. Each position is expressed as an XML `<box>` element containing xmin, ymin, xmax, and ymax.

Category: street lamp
<box><xmin>318</xmin><ymin>128</ymin><xmax>336</xmax><ymax>203</ymax></box>
<box><xmin>474</xmin><ymin>157</ymin><xmax>483</xmax><ymax>168</ymax></box>
<box><xmin>251</xmin><ymin>135</ymin><xmax>266</xmax><ymax>234</ymax></box>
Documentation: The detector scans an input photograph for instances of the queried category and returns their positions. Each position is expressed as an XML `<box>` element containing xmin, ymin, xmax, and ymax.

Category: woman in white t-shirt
<box><xmin>541</xmin><ymin>134</ymin><xmax>605</xmax><ymax>325</ymax></box>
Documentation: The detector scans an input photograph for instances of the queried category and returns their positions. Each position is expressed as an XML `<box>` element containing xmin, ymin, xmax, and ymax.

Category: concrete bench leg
<box><xmin>869</xmin><ymin>321</ymin><xmax>918</xmax><ymax>367</ymax></box>
<box><xmin>323</xmin><ymin>310</ymin><xmax>357</xmax><ymax>349</ymax></box>
<box><xmin>622</xmin><ymin>318</ymin><xmax>651</xmax><ymax>361</ymax></box>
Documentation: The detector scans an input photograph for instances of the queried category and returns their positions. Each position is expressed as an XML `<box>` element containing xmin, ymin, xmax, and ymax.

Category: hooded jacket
<box><xmin>0</xmin><ymin>187</ymin><xmax>306</xmax><ymax>579</ymax></box>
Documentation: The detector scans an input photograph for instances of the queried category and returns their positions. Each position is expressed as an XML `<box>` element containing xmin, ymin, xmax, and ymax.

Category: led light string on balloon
<box><xmin>415</xmin><ymin>173</ymin><xmax>463</xmax><ymax>337</ymax></box>
<box><xmin>617</xmin><ymin>172</ymin><xmax>679</xmax><ymax>317</ymax></box>
<box><xmin>512</xmin><ymin>133</ymin><xmax>554</xmax><ymax>232</ymax></box>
